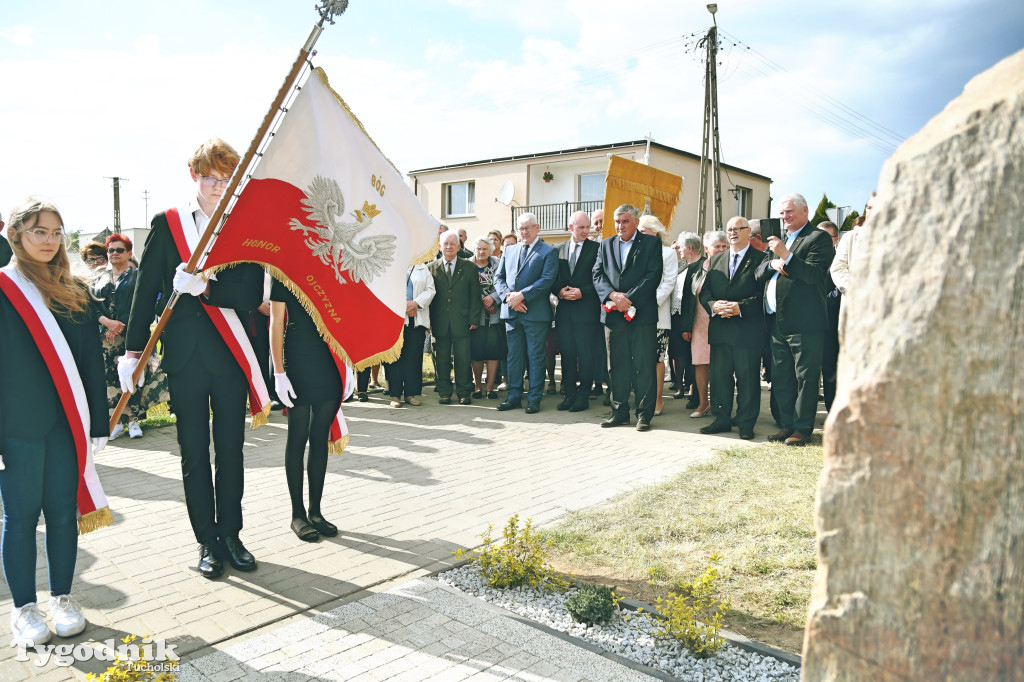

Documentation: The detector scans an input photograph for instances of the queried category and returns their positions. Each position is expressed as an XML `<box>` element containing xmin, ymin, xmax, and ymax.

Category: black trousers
<box><xmin>606</xmin><ymin>322</ymin><xmax>657</xmax><ymax>420</ymax></box>
<box><xmin>821</xmin><ymin>328</ymin><xmax>839</xmax><ymax>412</ymax></box>
<box><xmin>432</xmin><ymin>332</ymin><xmax>472</xmax><ymax>398</ymax></box>
<box><xmin>709</xmin><ymin>343</ymin><xmax>762</xmax><ymax>431</ymax></box>
<box><xmin>768</xmin><ymin>315</ymin><xmax>824</xmax><ymax>436</ymax></box>
<box><xmin>167</xmin><ymin>361</ymin><xmax>248</xmax><ymax>545</ymax></box>
<box><xmin>384</xmin><ymin>325</ymin><xmax>426</xmax><ymax>398</ymax></box>
<box><xmin>555</xmin><ymin>320</ymin><xmax>599</xmax><ymax>402</ymax></box>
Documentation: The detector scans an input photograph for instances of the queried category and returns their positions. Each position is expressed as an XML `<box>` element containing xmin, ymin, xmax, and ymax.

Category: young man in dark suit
<box><xmin>121</xmin><ymin>139</ymin><xmax>266</xmax><ymax>579</ymax></box>
<box><xmin>427</xmin><ymin>230</ymin><xmax>482</xmax><ymax>404</ymax></box>
<box><xmin>493</xmin><ymin>212</ymin><xmax>558</xmax><ymax>414</ymax></box>
<box><xmin>699</xmin><ymin>217</ymin><xmax>767</xmax><ymax>440</ymax></box>
<box><xmin>592</xmin><ymin>204</ymin><xmax>664</xmax><ymax>431</ymax></box>
<box><xmin>554</xmin><ymin>211</ymin><xmax>601</xmax><ymax>412</ymax></box>
<box><xmin>755</xmin><ymin>193</ymin><xmax>836</xmax><ymax>446</ymax></box>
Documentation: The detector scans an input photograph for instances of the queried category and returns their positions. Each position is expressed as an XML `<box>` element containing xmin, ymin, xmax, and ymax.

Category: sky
<box><xmin>1</xmin><ymin>0</ymin><xmax>1022</xmax><ymax>234</ymax></box>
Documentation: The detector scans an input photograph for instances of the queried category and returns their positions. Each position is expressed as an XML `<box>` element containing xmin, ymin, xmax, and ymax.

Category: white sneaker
<box><xmin>11</xmin><ymin>603</ymin><xmax>50</xmax><ymax>647</ymax></box>
<box><xmin>109</xmin><ymin>423</ymin><xmax>125</xmax><ymax>441</ymax></box>
<box><xmin>127</xmin><ymin>420</ymin><xmax>143</xmax><ymax>439</ymax></box>
<box><xmin>48</xmin><ymin>595</ymin><xmax>86</xmax><ymax>638</ymax></box>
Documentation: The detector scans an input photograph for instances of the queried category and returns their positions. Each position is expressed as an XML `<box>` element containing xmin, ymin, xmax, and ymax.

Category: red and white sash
<box><xmin>328</xmin><ymin>354</ymin><xmax>354</xmax><ymax>455</ymax></box>
<box><xmin>0</xmin><ymin>265</ymin><xmax>112</xmax><ymax>534</ymax></box>
<box><xmin>165</xmin><ymin>207</ymin><xmax>271</xmax><ymax>427</ymax></box>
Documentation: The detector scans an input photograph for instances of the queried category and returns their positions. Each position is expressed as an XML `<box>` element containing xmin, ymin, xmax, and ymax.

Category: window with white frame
<box><xmin>735</xmin><ymin>186</ymin><xmax>752</xmax><ymax>218</ymax></box>
<box><xmin>578</xmin><ymin>173</ymin><xmax>606</xmax><ymax>202</ymax></box>
<box><xmin>445</xmin><ymin>181</ymin><xmax>476</xmax><ymax>218</ymax></box>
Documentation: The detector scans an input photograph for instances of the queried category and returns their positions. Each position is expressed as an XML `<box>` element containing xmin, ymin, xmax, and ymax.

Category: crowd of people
<box><xmin>0</xmin><ymin>130</ymin><xmax>866</xmax><ymax>646</ymax></box>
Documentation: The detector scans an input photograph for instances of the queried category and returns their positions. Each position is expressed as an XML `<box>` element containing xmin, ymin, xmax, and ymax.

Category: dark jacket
<box><xmin>427</xmin><ymin>257</ymin><xmax>483</xmax><ymax>337</ymax></box>
<box><xmin>592</xmin><ymin>231</ymin><xmax>664</xmax><ymax>327</ymax></box>
<box><xmin>700</xmin><ymin>247</ymin><xmax>767</xmax><ymax>348</ymax></box>
<box><xmin>754</xmin><ymin>223</ymin><xmax>835</xmax><ymax>335</ymax></box>
<box><xmin>553</xmin><ymin>238</ymin><xmax>601</xmax><ymax>324</ymax></box>
<box><xmin>0</xmin><ymin>290</ymin><xmax>108</xmax><ymax>442</ymax></box>
<box><xmin>126</xmin><ymin>210</ymin><xmax>264</xmax><ymax>375</ymax></box>
<box><xmin>675</xmin><ymin>256</ymin><xmax>707</xmax><ymax>334</ymax></box>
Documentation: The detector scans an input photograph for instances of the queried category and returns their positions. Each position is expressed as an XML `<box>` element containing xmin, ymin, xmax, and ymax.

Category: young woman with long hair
<box><xmin>0</xmin><ymin>199</ymin><xmax>111</xmax><ymax>646</ymax></box>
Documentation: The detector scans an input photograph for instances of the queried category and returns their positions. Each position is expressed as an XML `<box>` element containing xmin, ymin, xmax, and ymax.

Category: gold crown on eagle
<box><xmin>359</xmin><ymin>201</ymin><xmax>382</xmax><ymax>218</ymax></box>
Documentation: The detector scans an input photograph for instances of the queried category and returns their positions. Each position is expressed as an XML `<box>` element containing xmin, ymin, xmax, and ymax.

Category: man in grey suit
<box><xmin>494</xmin><ymin>212</ymin><xmax>558</xmax><ymax>413</ymax></box>
<box><xmin>592</xmin><ymin>204</ymin><xmax>664</xmax><ymax>431</ymax></box>
<box><xmin>428</xmin><ymin>230</ymin><xmax>482</xmax><ymax>405</ymax></box>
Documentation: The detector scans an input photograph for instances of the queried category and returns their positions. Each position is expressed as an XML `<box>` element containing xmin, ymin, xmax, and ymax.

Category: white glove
<box><xmin>93</xmin><ymin>437</ymin><xmax>108</xmax><ymax>455</ymax></box>
<box><xmin>274</xmin><ymin>372</ymin><xmax>297</xmax><ymax>408</ymax></box>
<box><xmin>173</xmin><ymin>263</ymin><xmax>207</xmax><ymax>297</ymax></box>
<box><xmin>117</xmin><ymin>356</ymin><xmax>144</xmax><ymax>393</ymax></box>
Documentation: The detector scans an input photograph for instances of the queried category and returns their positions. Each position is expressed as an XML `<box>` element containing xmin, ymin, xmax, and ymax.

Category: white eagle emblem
<box><xmin>289</xmin><ymin>175</ymin><xmax>397</xmax><ymax>285</ymax></box>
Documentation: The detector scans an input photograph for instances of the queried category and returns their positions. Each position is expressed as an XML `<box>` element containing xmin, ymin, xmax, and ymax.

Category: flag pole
<box><xmin>108</xmin><ymin>0</ymin><xmax>350</xmax><ymax>434</ymax></box>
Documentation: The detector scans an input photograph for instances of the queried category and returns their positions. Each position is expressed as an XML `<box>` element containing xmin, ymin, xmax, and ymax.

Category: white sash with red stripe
<box><xmin>0</xmin><ymin>265</ymin><xmax>113</xmax><ymax>534</ymax></box>
<box><xmin>165</xmin><ymin>207</ymin><xmax>271</xmax><ymax>427</ymax></box>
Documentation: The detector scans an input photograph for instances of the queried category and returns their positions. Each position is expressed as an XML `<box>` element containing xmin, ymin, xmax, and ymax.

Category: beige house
<box><xmin>408</xmin><ymin>139</ymin><xmax>772</xmax><ymax>245</ymax></box>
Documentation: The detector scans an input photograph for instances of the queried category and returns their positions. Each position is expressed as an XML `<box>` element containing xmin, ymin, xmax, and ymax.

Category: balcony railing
<box><xmin>511</xmin><ymin>200</ymin><xmax>603</xmax><ymax>233</ymax></box>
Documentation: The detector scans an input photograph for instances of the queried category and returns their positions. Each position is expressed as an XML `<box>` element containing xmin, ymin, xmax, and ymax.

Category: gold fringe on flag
<box><xmin>78</xmin><ymin>506</ymin><xmax>113</xmax><ymax>535</ymax></box>
<box><xmin>328</xmin><ymin>434</ymin><xmax>350</xmax><ymax>456</ymax></box>
<box><xmin>250</xmin><ymin>401</ymin><xmax>271</xmax><ymax>429</ymax></box>
<box><xmin>602</xmin><ymin>156</ymin><xmax>684</xmax><ymax>238</ymax></box>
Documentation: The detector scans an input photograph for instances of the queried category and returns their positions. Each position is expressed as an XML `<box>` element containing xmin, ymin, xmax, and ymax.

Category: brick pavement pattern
<box><xmin>0</xmin><ymin>384</ymin><xmax>812</xmax><ymax>680</ymax></box>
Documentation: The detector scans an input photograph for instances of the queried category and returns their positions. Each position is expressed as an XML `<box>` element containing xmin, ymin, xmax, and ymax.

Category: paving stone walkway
<box><xmin>0</xmin><ymin>383</ymin><xmax>815</xmax><ymax>681</ymax></box>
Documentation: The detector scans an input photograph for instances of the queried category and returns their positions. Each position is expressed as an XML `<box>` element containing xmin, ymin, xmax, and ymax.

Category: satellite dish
<box><xmin>496</xmin><ymin>181</ymin><xmax>515</xmax><ymax>206</ymax></box>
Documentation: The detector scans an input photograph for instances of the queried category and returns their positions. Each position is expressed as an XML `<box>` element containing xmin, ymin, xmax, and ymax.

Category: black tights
<box><xmin>284</xmin><ymin>399</ymin><xmax>339</xmax><ymax>520</ymax></box>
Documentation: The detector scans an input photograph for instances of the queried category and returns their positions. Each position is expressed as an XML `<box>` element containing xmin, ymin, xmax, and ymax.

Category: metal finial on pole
<box><xmin>316</xmin><ymin>0</ymin><xmax>349</xmax><ymax>25</ymax></box>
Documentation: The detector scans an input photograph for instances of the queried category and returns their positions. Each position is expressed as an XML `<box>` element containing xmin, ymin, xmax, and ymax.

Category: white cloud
<box><xmin>425</xmin><ymin>40</ymin><xmax>465</xmax><ymax>63</ymax></box>
<box><xmin>1</xmin><ymin>25</ymin><xmax>34</xmax><ymax>46</ymax></box>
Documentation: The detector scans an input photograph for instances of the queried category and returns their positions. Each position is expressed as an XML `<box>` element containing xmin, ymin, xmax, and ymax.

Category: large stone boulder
<box><xmin>803</xmin><ymin>50</ymin><xmax>1024</xmax><ymax>680</ymax></box>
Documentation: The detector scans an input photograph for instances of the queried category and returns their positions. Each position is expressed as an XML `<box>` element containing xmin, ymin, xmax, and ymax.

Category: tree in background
<box><xmin>811</xmin><ymin>193</ymin><xmax>835</xmax><ymax>227</ymax></box>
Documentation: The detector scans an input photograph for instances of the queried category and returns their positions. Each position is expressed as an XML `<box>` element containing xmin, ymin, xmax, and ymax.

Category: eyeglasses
<box><xmin>23</xmin><ymin>228</ymin><xmax>66</xmax><ymax>244</ymax></box>
<box><xmin>107</xmin><ymin>247</ymin><xmax>127</xmax><ymax>254</ymax></box>
<box><xmin>726</xmin><ymin>227</ymin><xmax>750</xmax><ymax>233</ymax></box>
<box><xmin>86</xmin><ymin>256</ymin><xmax>107</xmax><ymax>264</ymax></box>
<box><xmin>199</xmin><ymin>174</ymin><xmax>231</xmax><ymax>189</ymax></box>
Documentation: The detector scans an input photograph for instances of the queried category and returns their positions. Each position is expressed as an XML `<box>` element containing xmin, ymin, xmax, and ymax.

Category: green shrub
<box><xmin>654</xmin><ymin>556</ymin><xmax>730</xmax><ymax>658</ymax></box>
<box><xmin>455</xmin><ymin>514</ymin><xmax>570</xmax><ymax>591</ymax></box>
<box><xmin>565</xmin><ymin>583</ymin><xmax>619</xmax><ymax>626</ymax></box>
<box><xmin>85</xmin><ymin>634</ymin><xmax>177</xmax><ymax>682</ymax></box>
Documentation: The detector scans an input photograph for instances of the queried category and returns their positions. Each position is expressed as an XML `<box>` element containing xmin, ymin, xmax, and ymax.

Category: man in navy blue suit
<box><xmin>494</xmin><ymin>212</ymin><xmax>558</xmax><ymax>413</ymax></box>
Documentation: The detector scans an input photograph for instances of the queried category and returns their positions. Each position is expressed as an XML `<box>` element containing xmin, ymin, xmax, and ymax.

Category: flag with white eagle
<box><xmin>202</xmin><ymin>67</ymin><xmax>439</xmax><ymax>369</ymax></box>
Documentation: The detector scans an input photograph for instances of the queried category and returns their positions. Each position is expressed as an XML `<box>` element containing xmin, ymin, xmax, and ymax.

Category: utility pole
<box><xmin>696</xmin><ymin>3</ymin><xmax>723</xmax><ymax>237</ymax></box>
<box><xmin>142</xmin><ymin>189</ymin><xmax>150</xmax><ymax>225</ymax></box>
<box><xmin>105</xmin><ymin>176</ymin><xmax>129</xmax><ymax>232</ymax></box>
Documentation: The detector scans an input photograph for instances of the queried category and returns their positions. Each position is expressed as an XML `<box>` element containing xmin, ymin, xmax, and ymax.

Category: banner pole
<box><xmin>108</xmin><ymin>1</ymin><xmax>350</xmax><ymax>434</ymax></box>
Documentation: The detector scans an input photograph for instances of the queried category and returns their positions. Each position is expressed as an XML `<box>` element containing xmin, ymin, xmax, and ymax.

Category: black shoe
<box><xmin>486</xmin><ymin>391</ymin><xmax>498</xmax><ymax>399</ymax></box>
<box><xmin>591</xmin><ymin>385</ymin><xmax>603</xmax><ymax>397</ymax></box>
<box><xmin>357</xmin><ymin>392</ymin><xmax>368</xmax><ymax>402</ymax></box>
<box><xmin>700</xmin><ymin>421</ymin><xmax>732</xmax><ymax>435</ymax></box>
<box><xmin>197</xmin><ymin>543</ymin><xmax>223</xmax><ymax>579</ymax></box>
<box><xmin>291</xmin><ymin>518</ymin><xmax>320</xmax><ymax>543</ymax></box>
<box><xmin>739</xmin><ymin>429</ymin><xmax>755</xmax><ymax>440</ymax></box>
<box><xmin>221</xmin><ymin>536</ymin><xmax>257</xmax><ymax>572</ymax></box>
<box><xmin>569</xmin><ymin>399</ymin><xmax>588</xmax><ymax>412</ymax></box>
<box><xmin>557</xmin><ymin>399</ymin><xmax>572</xmax><ymax>411</ymax></box>
<box><xmin>686</xmin><ymin>396</ymin><xmax>700</xmax><ymax>410</ymax></box>
<box><xmin>308</xmin><ymin>513</ymin><xmax>338</xmax><ymax>537</ymax></box>
<box><xmin>472</xmin><ymin>391</ymin><xmax>483</xmax><ymax>399</ymax></box>
<box><xmin>459</xmin><ymin>396</ymin><xmax>472</xmax><ymax>405</ymax></box>
<box><xmin>439</xmin><ymin>395</ymin><xmax>452</xmax><ymax>405</ymax></box>
<box><xmin>496</xmin><ymin>399</ymin><xmax>522</xmax><ymax>411</ymax></box>
<box><xmin>525</xmin><ymin>402</ymin><xmax>540</xmax><ymax>414</ymax></box>
<box><xmin>601</xmin><ymin>415</ymin><xmax>630</xmax><ymax>428</ymax></box>
<box><xmin>636</xmin><ymin>418</ymin><xmax>651</xmax><ymax>432</ymax></box>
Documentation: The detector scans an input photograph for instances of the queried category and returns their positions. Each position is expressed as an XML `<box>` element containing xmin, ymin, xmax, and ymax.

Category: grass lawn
<box><xmin>541</xmin><ymin>440</ymin><xmax>823</xmax><ymax>654</ymax></box>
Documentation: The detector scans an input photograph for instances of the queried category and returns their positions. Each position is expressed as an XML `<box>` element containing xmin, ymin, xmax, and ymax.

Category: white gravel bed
<box><xmin>437</xmin><ymin>565</ymin><xmax>799</xmax><ymax>682</ymax></box>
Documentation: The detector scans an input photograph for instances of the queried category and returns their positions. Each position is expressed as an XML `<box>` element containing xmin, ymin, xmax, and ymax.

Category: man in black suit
<box><xmin>554</xmin><ymin>211</ymin><xmax>600</xmax><ymax>412</ymax></box>
<box><xmin>755</xmin><ymin>193</ymin><xmax>836</xmax><ymax>446</ymax></box>
<box><xmin>0</xmin><ymin>212</ymin><xmax>12</xmax><ymax>267</ymax></box>
<box><xmin>122</xmin><ymin>138</ymin><xmax>265</xmax><ymax>579</ymax></box>
<box><xmin>427</xmin><ymin>230</ymin><xmax>482</xmax><ymax>404</ymax></box>
<box><xmin>593</xmin><ymin>204</ymin><xmax>664</xmax><ymax>431</ymax></box>
<box><xmin>699</xmin><ymin>217</ymin><xmax>766</xmax><ymax>440</ymax></box>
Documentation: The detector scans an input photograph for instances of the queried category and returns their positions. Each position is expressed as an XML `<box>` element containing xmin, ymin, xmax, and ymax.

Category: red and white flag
<box><xmin>202</xmin><ymin>67</ymin><xmax>439</xmax><ymax>369</ymax></box>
